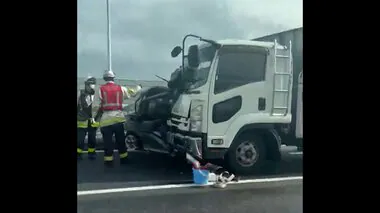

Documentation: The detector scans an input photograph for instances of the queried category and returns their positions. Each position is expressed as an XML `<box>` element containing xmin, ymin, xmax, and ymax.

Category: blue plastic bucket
<box><xmin>192</xmin><ymin>168</ymin><xmax>209</xmax><ymax>185</ymax></box>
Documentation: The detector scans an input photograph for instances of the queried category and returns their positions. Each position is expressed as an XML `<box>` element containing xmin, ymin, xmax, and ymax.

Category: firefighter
<box><xmin>97</xmin><ymin>70</ymin><xmax>141</xmax><ymax>167</ymax></box>
<box><xmin>77</xmin><ymin>76</ymin><xmax>100</xmax><ymax>160</ymax></box>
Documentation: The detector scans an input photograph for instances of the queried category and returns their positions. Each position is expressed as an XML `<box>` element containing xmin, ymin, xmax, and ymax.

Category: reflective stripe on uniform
<box><xmin>127</xmin><ymin>88</ymin><xmax>136</xmax><ymax>96</ymax></box>
<box><xmin>77</xmin><ymin>148</ymin><xmax>83</xmax><ymax>154</ymax></box>
<box><xmin>77</xmin><ymin>120</ymin><xmax>88</xmax><ymax>128</ymax></box>
<box><xmin>120</xmin><ymin>152</ymin><xmax>128</xmax><ymax>159</ymax></box>
<box><xmin>104</xmin><ymin>156</ymin><xmax>113</xmax><ymax>161</ymax></box>
<box><xmin>100</xmin><ymin>116</ymin><xmax>126</xmax><ymax>127</ymax></box>
<box><xmin>91</xmin><ymin>122</ymin><xmax>100</xmax><ymax>128</ymax></box>
<box><xmin>88</xmin><ymin>148</ymin><xmax>96</xmax><ymax>153</ymax></box>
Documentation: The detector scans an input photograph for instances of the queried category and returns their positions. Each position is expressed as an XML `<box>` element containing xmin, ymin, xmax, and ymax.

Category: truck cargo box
<box><xmin>253</xmin><ymin>27</ymin><xmax>303</xmax><ymax>138</ymax></box>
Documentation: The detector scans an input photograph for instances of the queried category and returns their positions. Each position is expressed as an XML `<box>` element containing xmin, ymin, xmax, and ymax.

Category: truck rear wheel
<box><xmin>226</xmin><ymin>133</ymin><xmax>266</xmax><ymax>175</ymax></box>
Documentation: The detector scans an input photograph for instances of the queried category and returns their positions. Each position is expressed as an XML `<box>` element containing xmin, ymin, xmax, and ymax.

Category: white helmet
<box><xmin>103</xmin><ymin>70</ymin><xmax>115</xmax><ymax>78</ymax></box>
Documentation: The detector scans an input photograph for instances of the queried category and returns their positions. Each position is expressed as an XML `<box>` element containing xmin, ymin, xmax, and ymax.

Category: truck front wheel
<box><xmin>226</xmin><ymin>133</ymin><xmax>266</xmax><ymax>175</ymax></box>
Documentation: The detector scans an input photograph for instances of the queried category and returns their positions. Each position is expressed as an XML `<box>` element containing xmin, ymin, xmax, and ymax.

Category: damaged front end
<box><xmin>167</xmin><ymin>130</ymin><xmax>204</xmax><ymax>159</ymax></box>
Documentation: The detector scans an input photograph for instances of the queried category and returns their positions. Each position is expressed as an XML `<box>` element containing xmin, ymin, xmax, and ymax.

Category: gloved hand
<box><xmin>90</xmin><ymin>118</ymin><xmax>100</xmax><ymax>127</ymax></box>
<box><xmin>91</xmin><ymin>122</ymin><xmax>100</xmax><ymax>128</ymax></box>
<box><xmin>129</xmin><ymin>85</ymin><xmax>142</xmax><ymax>97</ymax></box>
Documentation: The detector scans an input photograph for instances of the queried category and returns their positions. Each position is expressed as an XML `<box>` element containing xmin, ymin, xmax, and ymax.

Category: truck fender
<box><xmin>230</xmin><ymin>123</ymin><xmax>282</xmax><ymax>161</ymax></box>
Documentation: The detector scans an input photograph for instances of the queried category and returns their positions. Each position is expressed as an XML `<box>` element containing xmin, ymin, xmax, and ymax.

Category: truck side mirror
<box><xmin>171</xmin><ymin>46</ymin><xmax>182</xmax><ymax>57</ymax></box>
<box><xmin>187</xmin><ymin>45</ymin><xmax>200</xmax><ymax>68</ymax></box>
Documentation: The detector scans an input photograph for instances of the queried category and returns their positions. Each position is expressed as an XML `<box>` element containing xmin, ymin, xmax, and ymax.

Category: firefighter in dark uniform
<box><xmin>77</xmin><ymin>77</ymin><xmax>100</xmax><ymax>160</ymax></box>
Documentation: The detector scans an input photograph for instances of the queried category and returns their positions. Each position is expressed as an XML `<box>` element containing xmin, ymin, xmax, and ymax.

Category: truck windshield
<box><xmin>189</xmin><ymin>45</ymin><xmax>217</xmax><ymax>89</ymax></box>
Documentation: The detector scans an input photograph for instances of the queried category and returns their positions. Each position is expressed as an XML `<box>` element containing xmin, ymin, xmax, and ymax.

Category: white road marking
<box><xmin>77</xmin><ymin>176</ymin><xmax>303</xmax><ymax>196</ymax></box>
<box><xmin>289</xmin><ymin>151</ymin><xmax>303</xmax><ymax>155</ymax></box>
<box><xmin>81</xmin><ymin>150</ymin><xmax>142</xmax><ymax>153</ymax></box>
<box><xmin>83</xmin><ymin>149</ymin><xmax>303</xmax><ymax>155</ymax></box>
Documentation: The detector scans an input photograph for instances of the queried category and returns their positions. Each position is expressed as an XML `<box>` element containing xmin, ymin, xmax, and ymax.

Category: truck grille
<box><xmin>169</xmin><ymin>114</ymin><xmax>189</xmax><ymax>129</ymax></box>
<box><xmin>171</xmin><ymin>113</ymin><xmax>182</xmax><ymax>119</ymax></box>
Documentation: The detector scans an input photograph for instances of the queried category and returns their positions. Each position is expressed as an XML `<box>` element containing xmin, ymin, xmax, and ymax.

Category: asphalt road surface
<box><xmin>77</xmin><ymin>146</ymin><xmax>302</xmax><ymax>213</ymax></box>
<box><xmin>78</xmin><ymin>180</ymin><xmax>302</xmax><ymax>213</ymax></box>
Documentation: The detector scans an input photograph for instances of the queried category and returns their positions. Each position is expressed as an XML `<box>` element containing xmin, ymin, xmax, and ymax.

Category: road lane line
<box><xmin>289</xmin><ymin>151</ymin><xmax>303</xmax><ymax>155</ymax></box>
<box><xmin>83</xmin><ymin>150</ymin><xmax>303</xmax><ymax>154</ymax></box>
<box><xmin>77</xmin><ymin>176</ymin><xmax>303</xmax><ymax>196</ymax></box>
<box><xmin>81</xmin><ymin>150</ymin><xmax>143</xmax><ymax>153</ymax></box>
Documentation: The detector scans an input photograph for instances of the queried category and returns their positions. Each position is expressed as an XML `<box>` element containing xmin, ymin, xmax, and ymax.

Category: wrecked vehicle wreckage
<box><xmin>89</xmin><ymin>28</ymin><xmax>302</xmax><ymax>184</ymax></box>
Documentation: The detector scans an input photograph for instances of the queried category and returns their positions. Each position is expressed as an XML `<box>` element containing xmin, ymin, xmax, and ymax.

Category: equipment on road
<box><xmin>212</xmin><ymin>171</ymin><xmax>236</xmax><ymax>188</ymax></box>
<box><xmin>187</xmin><ymin>152</ymin><xmax>237</xmax><ymax>188</ymax></box>
<box><xmin>192</xmin><ymin>168</ymin><xmax>209</xmax><ymax>185</ymax></box>
<box><xmin>125</xmin><ymin>28</ymin><xmax>303</xmax><ymax>175</ymax></box>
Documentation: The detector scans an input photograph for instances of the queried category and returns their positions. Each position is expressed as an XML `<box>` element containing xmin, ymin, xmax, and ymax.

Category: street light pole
<box><xmin>106</xmin><ymin>0</ymin><xmax>112</xmax><ymax>71</ymax></box>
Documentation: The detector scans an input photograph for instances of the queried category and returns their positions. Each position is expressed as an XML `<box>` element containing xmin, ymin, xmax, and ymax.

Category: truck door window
<box><xmin>214</xmin><ymin>49</ymin><xmax>266</xmax><ymax>94</ymax></box>
<box><xmin>190</xmin><ymin>45</ymin><xmax>217</xmax><ymax>89</ymax></box>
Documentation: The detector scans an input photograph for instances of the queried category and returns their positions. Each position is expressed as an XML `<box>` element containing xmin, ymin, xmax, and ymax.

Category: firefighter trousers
<box><xmin>100</xmin><ymin>122</ymin><xmax>128</xmax><ymax>162</ymax></box>
<box><xmin>77</xmin><ymin>126</ymin><xmax>97</xmax><ymax>154</ymax></box>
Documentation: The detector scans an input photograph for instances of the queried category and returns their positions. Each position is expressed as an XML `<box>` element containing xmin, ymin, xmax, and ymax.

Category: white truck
<box><xmin>165</xmin><ymin>28</ymin><xmax>303</xmax><ymax>174</ymax></box>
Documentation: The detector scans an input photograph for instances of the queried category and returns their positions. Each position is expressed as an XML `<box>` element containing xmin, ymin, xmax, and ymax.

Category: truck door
<box><xmin>207</xmin><ymin>46</ymin><xmax>268</xmax><ymax>148</ymax></box>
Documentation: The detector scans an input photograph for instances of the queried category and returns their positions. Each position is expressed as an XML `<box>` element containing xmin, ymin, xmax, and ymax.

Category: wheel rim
<box><xmin>235</xmin><ymin>141</ymin><xmax>259</xmax><ymax>167</ymax></box>
<box><xmin>125</xmin><ymin>134</ymin><xmax>137</xmax><ymax>150</ymax></box>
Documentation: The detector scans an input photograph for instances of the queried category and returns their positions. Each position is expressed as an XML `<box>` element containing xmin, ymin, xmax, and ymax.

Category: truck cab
<box><xmin>167</xmin><ymin>37</ymin><xmax>298</xmax><ymax>174</ymax></box>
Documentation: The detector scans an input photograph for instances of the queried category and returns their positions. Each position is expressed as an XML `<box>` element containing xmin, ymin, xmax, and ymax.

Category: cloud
<box><xmin>78</xmin><ymin>0</ymin><xmax>302</xmax><ymax>80</ymax></box>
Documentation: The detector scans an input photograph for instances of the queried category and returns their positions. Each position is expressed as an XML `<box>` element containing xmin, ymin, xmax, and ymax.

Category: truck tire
<box><xmin>226</xmin><ymin>132</ymin><xmax>266</xmax><ymax>175</ymax></box>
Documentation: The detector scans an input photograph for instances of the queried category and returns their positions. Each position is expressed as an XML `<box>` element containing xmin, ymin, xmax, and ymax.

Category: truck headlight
<box><xmin>190</xmin><ymin>104</ymin><xmax>203</xmax><ymax>132</ymax></box>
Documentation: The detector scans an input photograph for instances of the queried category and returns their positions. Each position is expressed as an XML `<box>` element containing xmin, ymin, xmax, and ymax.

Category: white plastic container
<box><xmin>208</xmin><ymin>172</ymin><xmax>217</xmax><ymax>182</ymax></box>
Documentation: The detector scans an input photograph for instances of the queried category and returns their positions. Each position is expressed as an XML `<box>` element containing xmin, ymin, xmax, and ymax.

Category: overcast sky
<box><xmin>77</xmin><ymin>0</ymin><xmax>302</xmax><ymax>80</ymax></box>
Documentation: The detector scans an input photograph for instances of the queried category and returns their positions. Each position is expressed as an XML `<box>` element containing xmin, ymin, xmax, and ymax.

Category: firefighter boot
<box><xmin>119</xmin><ymin>152</ymin><xmax>129</xmax><ymax>165</ymax></box>
<box><xmin>88</xmin><ymin>152</ymin><xmax>96</xmax><ymax>160</ymax></box>
<box><xmin>104</xmin><ymin>155</ymin><xmax>114</xmax><ymax>168</ymax></box>
<box><xmin>77</xmin><ymin>148</ymin><xmax>83</xmax><ymax>161</ymax></box>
